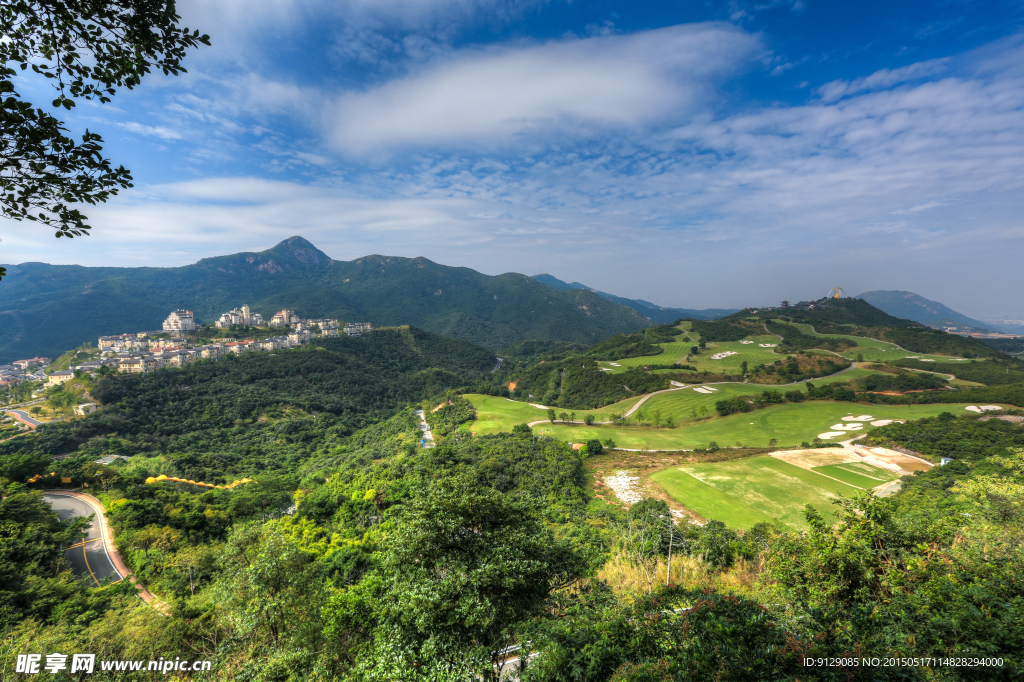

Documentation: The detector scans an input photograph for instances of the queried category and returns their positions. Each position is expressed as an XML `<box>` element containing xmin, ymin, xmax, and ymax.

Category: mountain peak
<box><xmin>265</xmin><ymin>236</ymin><xmax>330</xmax><ymax>265</ymax></box>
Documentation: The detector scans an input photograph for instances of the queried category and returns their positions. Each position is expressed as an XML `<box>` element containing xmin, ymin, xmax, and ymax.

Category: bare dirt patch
<box><xmin>769</xmin><ymin>447</ymin><xmax>858</xmax><ymax>471</ymax></box>
<box><xmin>856</xmin><ymin>447</ymin><xmax>932</xmax><ymax>473</ymax></box>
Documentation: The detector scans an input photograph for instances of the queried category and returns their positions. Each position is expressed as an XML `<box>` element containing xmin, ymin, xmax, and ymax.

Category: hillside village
<box><xmin>0</xmin><ymin>304</ymin><xmax>371</xmax><ymax>396</ymax></box>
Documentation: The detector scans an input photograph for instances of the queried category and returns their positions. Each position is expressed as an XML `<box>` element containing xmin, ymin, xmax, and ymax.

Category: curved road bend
<box><xmin>43</xmin><ymin>492</ymin><xmax>123</xmax><ymax>586</ymax></box>
<box><xmin>4</xmin><ymin>409</ymin><xmax>41</xmax><ymax>428</ymax></box>
<box><xmin>43</xmin><ymin>491</ymin><xmax>168</xmax><ymax>613</ymax></box>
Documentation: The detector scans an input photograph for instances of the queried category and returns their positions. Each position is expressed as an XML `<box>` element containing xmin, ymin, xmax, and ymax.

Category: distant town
<box><xmin>0</xmin><ymin>304</ymin><xmax>372</xmax><ymax>391</ymax></box>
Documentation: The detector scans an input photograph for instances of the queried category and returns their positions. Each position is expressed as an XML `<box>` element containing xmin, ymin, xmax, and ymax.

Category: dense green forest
<box><xmin>0</xmin><ymin>327</ymin><xmax>496</xmax><ymax>482</ymax></box>
<box><xmin>508</xmin><ymin>360</ymin><xmax>730</xmax><ymax>410</ymax></box>
<box><xmin>688</xmin><ymin>319</ymin><xmax>750</xmax><ymax>342</ymax></box>
<box><xmin>582</xmin><ymin>324</ymin><xmax>680</xmax><ymax>361</ymax></box>
<box><xmin>893</xmin><ymin>357</ymin><xmax>1024</xmax><ymax>385</ymax></box>
<box><xmin>726</xmin><ymin>297</ymin><xmax>919</xmax><ymax>328</ymax></box>
<box><xmin>980</xmin><ymin>337</ymin><xmax>1024</xmax><ymax>355</ymax></box>
<box><xmin>747</xmin><ymin>352</ymin><xmax>851</xmax><ymax>384</ymax></box>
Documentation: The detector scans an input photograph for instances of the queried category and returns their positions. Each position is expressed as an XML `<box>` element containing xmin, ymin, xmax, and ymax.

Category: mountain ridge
<box><xmin>854</xmin><ymin>290</ymin><xmax>998</xmax><ymax>332</ymax></box>
<box><xmin>0</xmin><ymin>238</ymin><xmax>651</xmax><ymax>363</ymax></box>
<box><xmin>531</xmin><ymin>273</ymin><xmax>739</xmax><ymax>323</ymax></box>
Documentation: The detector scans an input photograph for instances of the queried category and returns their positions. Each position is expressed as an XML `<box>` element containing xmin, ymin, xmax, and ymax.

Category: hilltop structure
<box><xmin>162</xmin><ymin>309</ymin><xmax>196</xmax><ymax>332</ymax></box>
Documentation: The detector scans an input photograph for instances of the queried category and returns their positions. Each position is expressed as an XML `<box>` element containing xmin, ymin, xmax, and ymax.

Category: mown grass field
<box><xmin>529</xmin><ymin>401</ymin><xmax>981</xmax><ymax>450</ymax></box>
<box><xmin>812</xmin><ymin>461</ymin><xmax>899</xmax><ymax>488</ymax></box>
<box><xmin>650</xmin><ymin>455</ymin><xmax>867</xmax><ymax>531</ymax></box>
<box><xmin>687</xmin><ymin>336</ymin><xmax>790</xmax><ymax>374</ymax></box>
<box><xmin>599</xmin><ymin>331</ymin><xmax>693</xmax><ymax>374</ymax></box>
<box><xmin>467</xmin><ymin>393</ymin><xmax>646</xmax><ymax>435</ymax></box>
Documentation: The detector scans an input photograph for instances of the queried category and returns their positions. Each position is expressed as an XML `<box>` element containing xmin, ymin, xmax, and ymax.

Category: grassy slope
<box><xmin>789</xmin><ymin>323</ymin><xmax>979</xmax><ymax>362</ymax></box>
<box><xmin>528</xmin><ymin>402</ymin><xmax>983</xmax><ymax>450</ymax></box>
<box><xmin>468</xmin><ymin>393</ymin><xmax>647</xmax><ymax>434</ymax></box>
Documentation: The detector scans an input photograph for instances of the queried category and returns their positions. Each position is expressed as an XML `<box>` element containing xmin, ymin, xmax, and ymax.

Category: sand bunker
<box><xmin>871</xmin><ymin>419</ymin><xmax>896</xmax><ymax>426</ymax></box>
<box><xmin>669</xmin><ymin>380</ymin><xmax>686</xmax><ymax>387</ymax></box>
<box><xmin>829</xmin><ymin>423</ymin><xmax>863</xmax><ymax>431</ymax></box>
<box><xmin>710</xmin><ymin>351</ymin><xmax>738</xmax><ymax>360</ymax></box>
<box><xmin>818</xmin><ymin>431</ymin><xmax>847</xmax><ymax>439</ymax></box>
<box><xmin>919</xmin><ymin>359</ymin><xmax>935</xmax><ymax>362</ymax></box>
<box><xmin>759</xmin><ymin>343</ymin><xmax>778</xmax><ymax>348</ymax></box>
<box><xmin>609</xmin><ymin>362</ymin><xmax>621</xmax><ymax>367</ymax></box>
<box><xmin>966</xmin><ymin>405</ymin><xmax>1002</xmax><ymax>413</ymax></box>
<box><xmin>693</xmin><ymin>387</ymin><xmax>712</xmax><ymax>393</ymax></box>
<box><xmin>701</xmin><ymin>386</ymin><xmax>718</xmax><ymax>391</ymax></box>
<box><xmin>842</xmin><ymin>415</ymin><xmax>874</xmax><ymax>421</ymax></box>
<box><xmin>740</xmin><ymin>340</ymin><xmax>754</xmax><ymax>344</ymax></box>
<box><xmin>604</xmin><ymin>471</ymin><xmax>644</xmax><ymax>506</ymax></box>
<box><xmin>600</xmin><ymin>368</ymin><xmax>613</xmax><ymax>372</ymax></box>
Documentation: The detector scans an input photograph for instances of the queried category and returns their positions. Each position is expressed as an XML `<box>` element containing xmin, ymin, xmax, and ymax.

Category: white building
<box><xmin>163</xmin><ymin>309</ymin><xmax>197</xmax><ymax>332</ymax></box>
<box><xmin>343</xmin><ymin>322</ymin><xmax>372</xmax><ymax>336</ymax></box>
<box><xmin>270</xmin><ymin>309</ymin><xmax>299</xmax><ymax>327</ymax></box>
<box><xmin>215</xmin><ymin>304</ymin><xmax>265</xmax><ymax>328</ymax></box>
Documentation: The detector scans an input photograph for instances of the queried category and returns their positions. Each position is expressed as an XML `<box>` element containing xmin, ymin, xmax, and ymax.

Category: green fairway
<box><xmin>649</xmin><ymin>468</ymin><xmax>781</xmax><ymax>529</ymax></box>
<box><xmin>599</xmin><ymin>329</ymin><xmax>694</xmax><ymax>373</ymax></box>
<box><xmin>467</xmin><ymin>393</ymin><xmax>645</xmax><ymax>435</ymax></box>
<box><xmin>812</xmin><ymin>462</ymin><xmax>899</xmax><ymax>489</ymax></box>
<box><xmin>533</xmin><ymin>401</ymin><xmax>983</xmax><ymax>450</ymax></box>
<box><xmin>686</xmin><ymin>336</ymin><xmax>790</xmax><ymax>374</ymax></box>
<box><xmin>651</xmin><ymin>455</ymin><xmax>863</xmax><ymax>530</ymax></box>
<box><xmin>789</xmin><ymin>323</ymin><xmax>969</xmax><ymax>362</ymax></box>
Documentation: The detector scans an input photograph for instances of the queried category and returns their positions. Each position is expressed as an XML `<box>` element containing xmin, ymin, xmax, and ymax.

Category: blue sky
<box><xmin>3</xmin><ymin>0</ymin><xmax>1024</xmax><ymax>324</ymax></box>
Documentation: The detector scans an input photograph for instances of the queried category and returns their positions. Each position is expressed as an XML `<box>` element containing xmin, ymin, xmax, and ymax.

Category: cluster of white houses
<box><xmin>3</xmin><ymin>308</ymin><xmax>374</xmax><ymax>390</ymax></box>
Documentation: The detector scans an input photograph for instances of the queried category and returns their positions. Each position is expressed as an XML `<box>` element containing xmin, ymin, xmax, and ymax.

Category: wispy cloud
<box><xmin>817</xmin><ymin>58</ymin><xmax>950</xmax><ymax>102</ymax></box>
<box><xmin>116</xmin><ymin>122</ymin><xmax>183</xmax><ymax>140</ymax></box>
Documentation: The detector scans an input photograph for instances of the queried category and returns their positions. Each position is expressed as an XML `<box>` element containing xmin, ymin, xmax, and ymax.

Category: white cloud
<box><xmin>116</xmin><ymin>122</ymin><xmax>183</xmax><ymax>140</ymax></box>
<box><xmin>325</xmin><ymin>24</ymin><xmax>761</xmax><ymax>153</ymax></box>
<box><xmin>817</xmin><ymin>58</ymin><xmax>950</xmax><ymax>102</ymax></box>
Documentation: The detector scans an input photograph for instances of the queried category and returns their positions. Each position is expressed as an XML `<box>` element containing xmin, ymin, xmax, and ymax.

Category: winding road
<box><xmin>43</xmin><ymin>491</ymin><xmax>168</xmax><ymax>613</ymax></box>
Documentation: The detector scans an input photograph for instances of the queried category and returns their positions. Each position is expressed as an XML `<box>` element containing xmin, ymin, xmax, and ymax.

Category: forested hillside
<box><xmin>0</xmin><ymin>237</ymin><xmax>650</xmax><ymax>362</ymax></box>
<box><xmin>0</xmin><ymin>327</ymin><xmax>496</xmax><ymax>481</ymax></box>
<box><xmin>3</xmin><ymin>381</ymin><xmax>1023</xmax><ymax>678</ymax></box>
<box><xmin>731</xmin><ymin>298</ymin><xmax>1005</xmax><ymax>359</ymax></box>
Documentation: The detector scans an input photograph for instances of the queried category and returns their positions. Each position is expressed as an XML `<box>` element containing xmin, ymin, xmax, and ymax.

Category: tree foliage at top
<box><xmin>0</xmin><ymin>0</ymin><xmax>209</xmax><ymax>258</ymax></box>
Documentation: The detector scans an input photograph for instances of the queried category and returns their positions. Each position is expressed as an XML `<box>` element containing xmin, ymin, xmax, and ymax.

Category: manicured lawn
<box><xmin>687</xmin><ymin>336</ymin><xmax>790</xmax><ymax>374</ymax></box>
<box><xmin>649</xmin><ymin>467</ymin><xmax>781</xmax><ymax>529</ymax></box>
<box><xmin>651</xmin><ymin>455</ymin><xmax>862</xmax><ymax>531</ymax></box>
<box><xmin>534</xmin><ymin>401</ymin><xmax>985</xmax><ymax>450</ymax></box>
<box><xmin>466</xmin><ymin>393</ymin><xmax>645</xmax><ymax>435</ymax></box>
<box><xmin>812</xmin><ymin>462</ymin><xmax>899</xmax><ymax>489</ymax></box>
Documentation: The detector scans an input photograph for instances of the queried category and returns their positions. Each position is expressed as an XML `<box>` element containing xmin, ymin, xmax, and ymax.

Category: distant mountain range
<box><xmin>531</xmin><ymin>274</ymin><xmax>739</xmax><ymax>324</ymax></box>
<box><xmin>854</xmin><ymin>290</ymin><xmax>999</xmax><ymax>332</ymax></box>
<box><xmin>0</xmin><ymin>237</ymin><xmax>651</xmax><ymax>363</ymax></box>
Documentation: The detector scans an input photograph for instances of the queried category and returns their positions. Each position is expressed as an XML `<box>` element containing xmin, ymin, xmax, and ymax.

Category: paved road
<box><xmin>4</xmin><ymin>409</ymin><xmax>41</xmax><ymax>427</ymax></box>
<box><xmin>43</xmin><ymin>492</ymin><xmax>123</xmax><ymax>586</ymax></box>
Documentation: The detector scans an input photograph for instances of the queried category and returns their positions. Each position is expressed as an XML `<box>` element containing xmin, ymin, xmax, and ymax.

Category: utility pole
<box><xmin>665</xmin><ymin>516</ymin><xmax>674</xmax><ymax>587</ymax></box>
